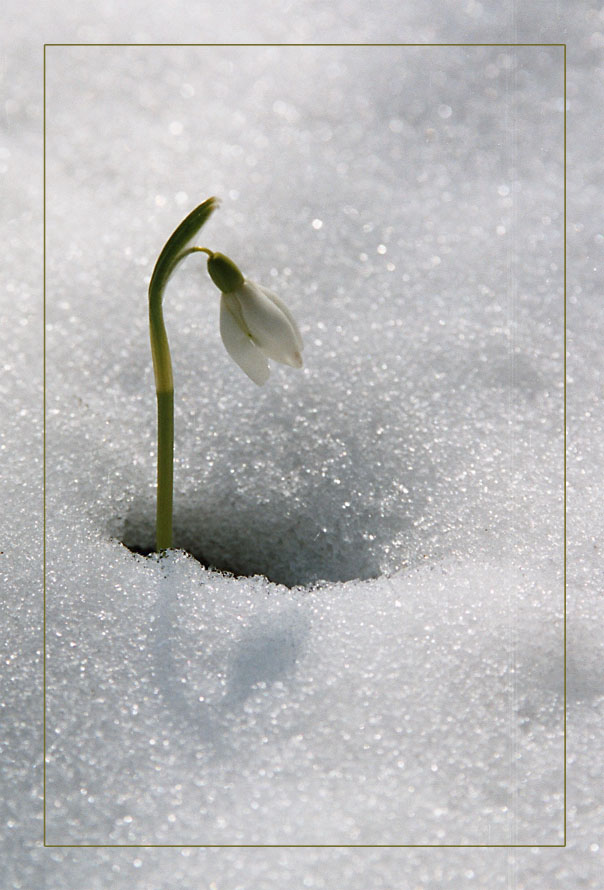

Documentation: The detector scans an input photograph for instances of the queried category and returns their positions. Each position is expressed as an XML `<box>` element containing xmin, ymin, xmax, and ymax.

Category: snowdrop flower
<box><xmin>148</xmin><ymin>196</ymin><xmax>305</xmax><ymax>552</ymax></box>
<box><xmin>204</xmin><ymin>250</ymin><xmax>304</xmax><ymax>386</ymax></box>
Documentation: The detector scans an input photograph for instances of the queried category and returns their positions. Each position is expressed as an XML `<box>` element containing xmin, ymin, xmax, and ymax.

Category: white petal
<box><xmin>257</xmin><ymin>285</ymin><xmax>304</xmax><ymax>353</ymax></box>
<box><xmin>220</xmin><ymin>295</ymin><xmax>270</xmax><ymax>385</ymax></box>
<box><xmin>235</xmin><ymin>281</ymin><xmax>304</xmax><ymax>368</ymax></box>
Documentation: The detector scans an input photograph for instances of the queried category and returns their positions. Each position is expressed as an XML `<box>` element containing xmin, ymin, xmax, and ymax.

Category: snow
<box><xmin>2</xmin><ymin>2</ymin><xmax>601</xmax><ymax>888</ymax></box>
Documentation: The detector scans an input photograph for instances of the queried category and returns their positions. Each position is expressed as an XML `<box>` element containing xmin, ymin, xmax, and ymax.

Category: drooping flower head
<box><xmin>205</xmin><ymin>251</ymin><xmax>304</xmax><ymax>386</ymax></box>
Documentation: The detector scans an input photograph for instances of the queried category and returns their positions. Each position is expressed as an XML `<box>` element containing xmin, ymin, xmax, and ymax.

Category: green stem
<box><xmin>155</xmin><ymin>390</ymin><xmax>174</xmax><ymax>550</ymax></box>
<box><xmin>148</xmin><ymin>197</ymin><xmax>219</xmax><ymax>552</ymax></box>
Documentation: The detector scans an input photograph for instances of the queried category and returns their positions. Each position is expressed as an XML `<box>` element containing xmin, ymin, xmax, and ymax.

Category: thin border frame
<box><xmin>43</xmin><ymin>40</ymin><xmax>567</xmax><ymax>849</ymax></box>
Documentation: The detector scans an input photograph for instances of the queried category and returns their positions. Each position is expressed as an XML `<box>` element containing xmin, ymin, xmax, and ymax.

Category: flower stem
<box><xmin>155</xmin><ymin>390</ymin><xmax>174</xmax><ymax>550</ymax></box>
<box><xmin>148</xmin><ymin>197</ymin><xmax>219</xmax><ymax>552</ymax></box>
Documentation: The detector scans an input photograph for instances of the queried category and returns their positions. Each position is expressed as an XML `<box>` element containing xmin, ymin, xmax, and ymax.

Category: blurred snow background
<box><xmin>2</xmin><ymin>1</ymin><xmax>602</xmax><ymax>888</ymax></box>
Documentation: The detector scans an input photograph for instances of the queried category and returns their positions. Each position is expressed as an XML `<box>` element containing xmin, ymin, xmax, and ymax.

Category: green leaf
<box><xmin>149</xmin><ymin>196</ymin><xmax>220</xmax><ymax>296</ymax></box>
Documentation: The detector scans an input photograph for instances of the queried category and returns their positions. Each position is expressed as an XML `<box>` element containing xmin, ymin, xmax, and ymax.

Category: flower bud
<box><xmin>206</xmin><ymin>252</ymin><xmax>245</xmax><ymax>293</ymax></box>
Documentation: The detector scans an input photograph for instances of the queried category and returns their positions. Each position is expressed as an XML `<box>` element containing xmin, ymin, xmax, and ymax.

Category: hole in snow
<box><xmin>115</xmin><ymin>499</ymin><xmax>384</xmax><ymax>588</ymax></box>
<box><xmin>111</xmin><ymin>394</ymin><xmax>435</xmax><ymax>587</ymax></box>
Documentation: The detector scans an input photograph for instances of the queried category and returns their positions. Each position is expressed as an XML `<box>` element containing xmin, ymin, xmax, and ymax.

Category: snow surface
<box><xmin>2</xmin><ymin>1</ymin><xmax>602</xmax><ymax>888</ymax></box>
